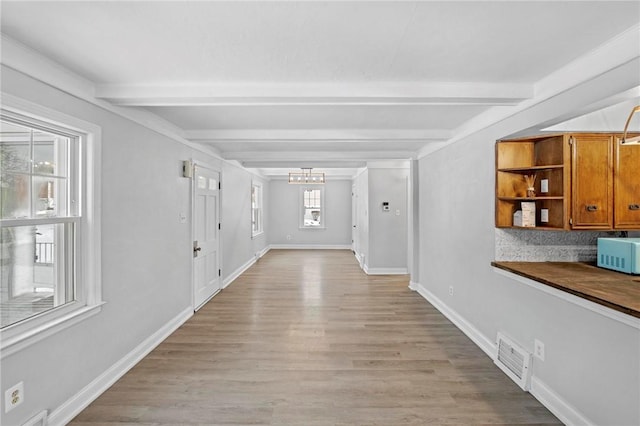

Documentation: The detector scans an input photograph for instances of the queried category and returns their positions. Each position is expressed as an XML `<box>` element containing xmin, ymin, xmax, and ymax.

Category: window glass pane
<box><xmin>1</xmin><ymin>223</ymin><xmax>75</xmax><ymax>328</ymax></box>
<box><xmin>197</xmin><ymin>175</ymin><xmax>207</xmax><ymax>189</ymax></box>
<box><xmin>0</xmin><ymin>120</ymin><xmax>31</xmax><ymax>173</ymax></box>
<box><xmin>33</xmin><ymin>132</ymin><xmax>68</xmax><ymax>177</ymax></box>
<box><xmin>251</xmin><ymin>185</ymin><xmax>262</xmax><ymax>234</ymax></box>
<box><xmin>33</xmin><ymin>176</ymin><xmax>67</xmax><ymax>217</ymax></box>
<box><xmin>0</xmin><ymin>173</ymin><xmax>30</xmax><ymax>219</ymax></box>
<box><xmin>303</xmin><ymin>189</ymin><xmax>322</xmax><ymax>227</ymax></box>
<box><xmin>1</xmin><ymin>120</ymin><xmax>71</xmax><ymax>219</ymax></box>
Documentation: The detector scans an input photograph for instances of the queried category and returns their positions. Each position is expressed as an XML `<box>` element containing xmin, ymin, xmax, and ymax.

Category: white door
<box><xmin>193</xmin><ymin>166</ymin><xmax>221</xmax><ymax>310</ymax></box>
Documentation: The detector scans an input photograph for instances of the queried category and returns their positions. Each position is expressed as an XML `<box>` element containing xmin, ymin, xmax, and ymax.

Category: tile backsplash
<box><xmin>494</xmin><ymin>229</ymin><xmax>639</xmax><ymax>262</ymax></box>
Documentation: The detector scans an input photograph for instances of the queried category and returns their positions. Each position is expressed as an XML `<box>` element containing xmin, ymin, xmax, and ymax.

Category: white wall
<box><xmin>352</xmin><ymin>165</ymin><xmax>409</xmax><ymax>273</ymax></box>
<box><xmin>0</xmin><ymin>66</ymin><xmax>267</xmax><ymax>426</ymax></box>
<box><xmin>221</xmin><ymin>162</ymin><xmax>269</xmax><ymax>282</ymax></box>
<box><xmin>267</xmin><ymin>178</ymin><xmax>352</xmax><ymax>247</ymax></box>
<box><xmin>416</xmin><ymin>59</ymin><xmax>640</xmax><ymax>426</ymax></box>
<box><xmin>367</xmin><ymin>166</ymin><xmax>409</xmax><ymax>271</ymax></box>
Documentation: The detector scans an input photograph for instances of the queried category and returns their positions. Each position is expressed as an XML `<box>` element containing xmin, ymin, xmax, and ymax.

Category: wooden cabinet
<box><xmin>570</xmin><ymin>134</ymin><xmax>613</xmax><ymax>229</ymax></box>
<box><xmin>614</xmin><ymin>135</ymin><xmax>640</xmax><ymax>229</ymax></box>
<box><xmin>495</xmin><ymin>134</ymin><xmax>570</xmax><ymax>230</ymax></box>
<box><xmin>496</xmin><ymin>133</ymin><xmax>639</xmax><ymax>230</ymax></box>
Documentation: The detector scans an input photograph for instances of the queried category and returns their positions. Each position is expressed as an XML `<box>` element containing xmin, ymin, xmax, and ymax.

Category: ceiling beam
<box><xmin>185</xmin><ymin>129</ymin><xmax>451</xmax><ymax>142</ymax></box>
<box><xmin>223</xmin><ymin>150</ymin><xmax>418</xmax><ymax>162</ymax></box>
<box><xmin>95</xmin><ymin>82</ymin><xmax>532</xmax><ymax>106</ymax></box>
<box><xmin>241</xmin><ymin>160</ymin><xmax>367</xmax><ymax>169</ymax></box>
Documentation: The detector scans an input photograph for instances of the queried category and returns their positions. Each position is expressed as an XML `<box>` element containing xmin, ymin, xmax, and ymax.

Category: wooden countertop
<box><xmin>491</xmin><ymin>261</ymin><xmax>640</xmax><ymax>318</ymax></box>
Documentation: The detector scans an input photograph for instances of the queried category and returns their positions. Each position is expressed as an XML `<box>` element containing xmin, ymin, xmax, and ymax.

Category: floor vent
<box><xmin>495</xmin><ymin>333</ymin><xmax>531</xmax><ymax>391</ymax></box>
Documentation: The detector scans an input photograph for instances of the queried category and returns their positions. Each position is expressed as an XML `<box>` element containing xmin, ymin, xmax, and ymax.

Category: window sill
<box><xmin>0</xmin><ymin>301</ymin><xmax>105</xmax><ymax>359</ymax></box>
<box><xmin>299</xmin><ymin>226</ymin><xmax>326</xmax><ymax>230</ymax></box>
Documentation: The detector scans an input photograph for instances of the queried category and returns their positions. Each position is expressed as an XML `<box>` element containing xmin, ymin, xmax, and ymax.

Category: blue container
<box><xmin>597</xmin><ymin>238</ymin><xmax>640</xmax><ymax>275</ymax></box>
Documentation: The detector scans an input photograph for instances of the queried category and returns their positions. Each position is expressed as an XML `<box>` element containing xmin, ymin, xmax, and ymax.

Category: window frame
<box><xmin>299</xmin><ymin>186</ymin><xmax>325</xmax><ymax>230</ymax></box>
<box><xmin>251</xmin><ymin>181</ymin><xmax>263</xmax><ymax>238</ymax></box>
<box><xmin>0</xmin><ymin>94</ymin><xmax>102</xmax><ymax>359</ymax></box>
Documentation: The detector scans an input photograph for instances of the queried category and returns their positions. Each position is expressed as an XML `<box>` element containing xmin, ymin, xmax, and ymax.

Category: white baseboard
<box><xmin>257</xmin><ymin>246</ymin><xmax>270</xmax><ymax>259</ymax></box>
<box><xmin>364</xmin><ymin>267</ymin><xmax>409</xmax><ymax>275</ymax></box>
<box><xmin>269</xmin><ymin>244</ymin><xmax>351</xmax><ymax>250</ymax></box>
<box><xmin>47</xmin><ymin>307</ymin><xmax>193</xmax><ymax>426</ymax></box>
<box><xmin>223</xmin><ymin>258</ymin><xmax>256</xmax><ymax>289</ymax></box>
<box><xmin>222</xmin><ymin>247</ymin><xmax>271</xmax><ymax>289</ymax></box>
<box><xmin>530</xmin><ymin>376</ymin><xmax>595</xmax><ymax>426</ymax></box>
<box><xmin>412</xmin><ymin>282</ymin><xmax>496</xmax><ymax>359</ymax></box>
<box><xmin>412</xmin><ymin>282</ymin><xmax>597</xmax><ymax>426</ymax></box>
<box><xmin>354</xmin><ymin>252</ymin><xmax>364</xmax><ymax>267</ymax></box>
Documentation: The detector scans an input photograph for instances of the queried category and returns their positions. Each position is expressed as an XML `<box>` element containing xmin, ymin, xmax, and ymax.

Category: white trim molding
<box><xmin>222</xmin><ymin>246</ymin><xmax>271</xmax><ymax>289</ymax></box>
<box><xmin>0</xmin><ymin>93</ymin><xmax>104</xmax><ymax>358</ymax></box>
<box><xmin>530</xmin><ymin>376</ymin><xmax>596</xmax><ymax>426</ymax></box>
<box><xmin>223</xmin><ymin>257</ymin><xmax>256</xmax><ymax>289</ymax></box>
<box><xmin>418</xmin><ymin>23</ymin><xmax>640</xmax><ymax>159</ymax></box>
<box><xmin>363</xmin><ymin>266</ymin><xmax>409</xmax><ymax>275</ymax></box>
<box><xmin>0</xmin><ymin>34</ymin><xmax>222</xmax><ymax>160</ymax></box>
<box><xmin>47</xmin><ymin>307</ymin><xmax>193</xmax><ymax>426</ymax></box>
<box><xmin>411</xmin><ymin>281</ymin><xmax>602</xmax><ymax>426</ymax></box>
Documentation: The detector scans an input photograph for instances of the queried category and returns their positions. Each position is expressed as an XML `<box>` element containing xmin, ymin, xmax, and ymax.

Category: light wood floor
<box><xmin>70</xmin><ymin>250</ymin><xmax>561</xmax><ymax>425</ymax></box>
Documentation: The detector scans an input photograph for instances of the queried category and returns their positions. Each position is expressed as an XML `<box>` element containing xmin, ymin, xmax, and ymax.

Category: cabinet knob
<box><xmin>586</xmin><ymin>205</ymin><xmax>598</xmax><ymax>212</ymax></box>
<box><xmin>630</xmin><ymin>204</ymin><xmax>640</xmax><ymax>211</ymax></box>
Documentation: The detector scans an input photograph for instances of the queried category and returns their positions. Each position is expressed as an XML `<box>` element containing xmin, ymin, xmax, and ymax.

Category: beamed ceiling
<box><xmin>1</xmin><ymin>1</ymin><xmax>639</xmax><ymax>177</ymax></box>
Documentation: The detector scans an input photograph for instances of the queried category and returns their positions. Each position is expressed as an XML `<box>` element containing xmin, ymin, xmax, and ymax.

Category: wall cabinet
<box><xmin>614</xmin><ymin>135</ymin><xmax>640</xmax><ymax>229</ymax></box>
<box><xmin>496</xmin><ymin>133</ymin><xmax>639</xmax><ymax>230</ymax></box>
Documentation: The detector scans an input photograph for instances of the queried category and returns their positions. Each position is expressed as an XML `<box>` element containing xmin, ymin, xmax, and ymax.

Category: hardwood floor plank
<box><xmin>70</xmin><ymin>250</ymin><xmax>560</xmax><ymax>425</ymax></box>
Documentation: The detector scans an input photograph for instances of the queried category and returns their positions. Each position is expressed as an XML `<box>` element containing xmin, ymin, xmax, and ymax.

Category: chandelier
<box><xmin>288</xmin><ymin>168</ymin><xmax>325</xmax><ymax>184</ymax></box>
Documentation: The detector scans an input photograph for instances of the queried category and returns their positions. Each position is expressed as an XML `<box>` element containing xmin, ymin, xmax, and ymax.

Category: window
<box><xmin>0</xmin><ymin>95</ymin><xmax>101</xmax><ymax>356</ymax></box>
<box><xmin>301</xmin><ymin>188</ymin><xmax>324</xmax><ymax>228</ymax></box>
<box><xmin>251</xmin><ymin>183</ymin><xmax>263</xmax><ymax>237</ymax></box>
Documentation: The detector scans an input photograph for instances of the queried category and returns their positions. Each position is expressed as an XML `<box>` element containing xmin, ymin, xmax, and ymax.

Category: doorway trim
<box><xmin>190</xmin><ymin>160</ymin><xmax>222</xmax><ymax>311</ymax></box>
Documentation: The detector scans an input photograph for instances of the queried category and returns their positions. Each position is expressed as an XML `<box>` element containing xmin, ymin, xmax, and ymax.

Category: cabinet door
<box><xmin>614</xmin><ymin>138</ymin><xmax>640</xmax><ymax>229</ymax></box>
<box><xmin>571</xmin><ymin>134</ymin><xmax>613</xmax><ymax>229</ymax></box>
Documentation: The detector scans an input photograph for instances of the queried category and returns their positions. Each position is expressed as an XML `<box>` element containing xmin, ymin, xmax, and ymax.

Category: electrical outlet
<box><xmin>4</xmin><ymin>381</ymin><xmax>23</xmax><ymax>413</ymax></box>
<box><xmin>448</xmin><ymin>286</ymin><xmax>454</xmax><ymax>296</ymax></box>
<box><xmin>286</xmin><ymin>234</ymin><xmax>292</xmax><ymax>240</ymax></box>
<box><xmin>534</xmin><ymin>339</ymin><xmax>545</xmax><ymax>361</ymax></box>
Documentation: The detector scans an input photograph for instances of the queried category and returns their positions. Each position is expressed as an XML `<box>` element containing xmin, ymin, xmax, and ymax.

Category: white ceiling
<box><xmin>2</xmin><ymin>1</ymin><xmax>639</xmax><ymax>177</ymax></box>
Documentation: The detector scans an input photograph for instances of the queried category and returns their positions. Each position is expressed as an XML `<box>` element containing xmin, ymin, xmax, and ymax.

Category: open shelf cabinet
<box><xmin>495</xmin><ymin>134</ymin><xmax>570</xmax><ymax>230</ymax></box>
